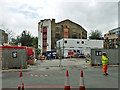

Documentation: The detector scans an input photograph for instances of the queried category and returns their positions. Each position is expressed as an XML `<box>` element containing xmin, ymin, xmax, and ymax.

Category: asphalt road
<box><xmin>1</xmin><ymin>59</ymin><xmax>120</xmax><ymax>90</ymax></box>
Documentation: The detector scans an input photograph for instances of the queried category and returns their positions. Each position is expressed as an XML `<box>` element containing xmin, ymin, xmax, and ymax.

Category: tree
<box><xmin>31</xmin><ymin>37</ymin><xmax>38</xmax><ymax>48</ymax></box>
<box><xmin>11</xmin><ymin>30</ymin><xmax>38</xmax><ymax>47</ymax></box>
<box><xmin>20</xmin><ymin>30</ymin><xmax>32</xmax><ymax>46</ymax></box>
<box><xmin>89</xmin><ymin>30</ymin><xmax>102</xmax><ymax>40</ymax></box>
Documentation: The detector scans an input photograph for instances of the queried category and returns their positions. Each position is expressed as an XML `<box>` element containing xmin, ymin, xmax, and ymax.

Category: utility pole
<box><xmin>62</xmin><ymin>26</ymin><xmax>64</xmax><ymax>58</ymax></box>
<box><xmin>59</xmin><ymin>42</ymin><xmax>62</xmax><ymax>67</ymax></box>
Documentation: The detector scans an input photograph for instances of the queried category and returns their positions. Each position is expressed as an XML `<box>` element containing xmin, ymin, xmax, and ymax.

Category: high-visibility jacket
<box><xmin>102</xmin><ymin>55</ymin><xmax>108</xmax><ymax>65</ymax></box>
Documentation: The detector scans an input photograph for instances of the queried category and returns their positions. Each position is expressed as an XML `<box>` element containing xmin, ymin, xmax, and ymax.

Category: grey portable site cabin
<box><xmin>91</xmin><ymin>48</ymin><xmax>120</xmax><ymax>66</ymax></box>
<box><xmin>1</xmin><ymin>46</ymin><xmax>27</xmax><ymax>69</ymax></box>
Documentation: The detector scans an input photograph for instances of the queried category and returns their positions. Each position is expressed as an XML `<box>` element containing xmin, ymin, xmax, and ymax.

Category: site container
<box><xmin>91</xmin><ymin>48</ymin><xmax>120</xmax><ymax>65</ymax></box>
<box><xmin>56</xmin><ymin>38</ymin><xmax>103</xmax><ymax>57</ymax></box>
<box><xmin>0</xmin><ymin>46</ymin><xmax>27</xmax><ymax>69</ymax></box>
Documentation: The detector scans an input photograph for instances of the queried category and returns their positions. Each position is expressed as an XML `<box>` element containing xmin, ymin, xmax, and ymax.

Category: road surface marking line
<box><xmin>27</xmin><ymin>73</ymin><xmax>49</xmax><ymax>77</ymax></box>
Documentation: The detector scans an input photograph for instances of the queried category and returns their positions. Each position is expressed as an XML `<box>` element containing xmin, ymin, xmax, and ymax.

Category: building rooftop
<box><xmin>109</xmin><ymin>27</ymin><xmax>120</xmax><ymax>33</ymax></box>
<box><xmin>56</xmin><ymin>19</ymin><xmax>87</xmax><ymax>32</ymax></box>
<box><xmin>0</xmin><ymin>29</ymin><xmax>5</xmax><ymax>32</ymax></box>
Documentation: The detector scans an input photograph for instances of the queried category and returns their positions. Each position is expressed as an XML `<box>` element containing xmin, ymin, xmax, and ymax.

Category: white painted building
<box><xmin>38</xmin><ymin>19</ymin><xmax>51</xmax><ymax>55</ymax></box>
<box><xmin>56</xmin><ymin>38</ymin><xmax>103</xmax><ymax>57</ymax></box>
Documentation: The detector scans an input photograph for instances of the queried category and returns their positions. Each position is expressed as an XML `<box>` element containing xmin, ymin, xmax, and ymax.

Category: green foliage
<box><xmin>37</xmin><ymin>48</ymin><xmax>41</xmax><ymax>55</ymax></box>
<box><xmin>11</xmin><ymin>30</ymin><xmax>38</xmax><ymax>47</ymax></box>
<box><xmin>31</xmin><ymin>37</ymin><xmax>38</xmax><ymax>48</ymax></box>
<box><xmin>89</xmin><ymin>30</ymin><xmax>102</xmax><ymax>40</ymax></box>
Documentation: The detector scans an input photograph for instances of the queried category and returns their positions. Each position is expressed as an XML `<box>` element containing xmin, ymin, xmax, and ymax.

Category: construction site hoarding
<box><xmin>91</xmin><ymin>48</ymin><xmax>120</xmax><ymax>65</ymax></box>
<box><xmin>1</xmin><ymin>46</ymin><xmax>27</xmax><ymax>69</ymax></box>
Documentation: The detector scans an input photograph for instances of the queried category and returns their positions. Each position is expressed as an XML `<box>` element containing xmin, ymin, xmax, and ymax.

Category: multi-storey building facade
<box><xmin>38</xmin><ymin>19</ymin><xmax>51</xmax><ymax>55</ymax></box>
<box><xmin>38</xmin><ymin>19</ymin><xmax>87</xmax><ymax>55</ymax></box>
<box><xmin>104</xmin><ymin>27</ymin><xmax>120</xmax><ymax>49</ymax></box>
<box><xmin>0</xmin><ymin>29</ymin><xmax>8</xmax><ymax>46</ymax></box>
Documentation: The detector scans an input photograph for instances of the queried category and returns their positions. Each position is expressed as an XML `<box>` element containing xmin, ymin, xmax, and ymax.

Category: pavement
<box><xmin>1</xmin><ymin>58</ymin><xmax>120</xmax><ymax>89</ymax></box>
<box><xmin>2</xmin><ymin>58</ymin><xmax>87</xmax><ymax>72</ymax></box>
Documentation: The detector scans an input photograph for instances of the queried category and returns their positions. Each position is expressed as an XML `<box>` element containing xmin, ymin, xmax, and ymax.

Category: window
<box><xmin>77</xmin><ymin>41</ymin><xmax>79</xmax><ymax>44</ymax></box>
<box><xmin>56</xmin><ymin>27</ymin><xmax>60</xmax><ymax>32</ymax></box>
<box><xmin>81</xmin><ymin>41</ymin><xmax>84</xmax><ymax>44</ymax></box>
<box><xmin>61</xmin><ymin>25</ymin><xmax>63</xmax><ymax>32</ymax></box>
<box><xmin>116</xmin><ymin>38</ymin><xmax>119</xmax><ymax>41</ymax></box>
<box><xmin>77</xmin><ymin>50</ymin><xmax>80</xmax><ymax>52</ymax></box>
<box><xmin>79</xmin><ymin>33</ymin><xmax>81</xmax><ymax>38</ymax></box>
<box><xmin>65</xmin><ymin>25</ymin><xmax>67</xmax><ymax>28</ymax></box>
<box><xmin>70</xmin><ymin>47</ymin><xmax>74</xmax><ymax>48</ymax></box>
<box><xmin>56</xmin><ymin>33</ymin><xmax>60</xmax><ymax>39</ymax></box>
<box><xmin>87</xmin><ymin>47</ymin><xmax>90</xmax><ymax>48</ymax></box>
<box><xmin>95</xmin><ymin>51</ymin><xmax>102</xmax><ymax>56</ymax></box>
<box><xmin>65</xmin><ymin>40</ymin><xmax>67</xmax><ymax>43</ymax></box>
<box><xmin>72</xmin><ymin>34</ymin><xmax>77</xmax><ymax>39</ymax></box>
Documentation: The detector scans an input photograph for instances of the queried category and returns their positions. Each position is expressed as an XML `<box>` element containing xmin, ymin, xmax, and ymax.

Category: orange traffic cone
<box><xmin>22</xmin><ymin>82</ymin><xmax>24</xmax><ymax>90</ymax></box>
<box><xmin>20</xmin><ymin>71</ymin><xmax>23</xmax><ymax>77</ymax></box>
<box><xmin>55</xmin><ymin>56</ymin><xmax>56</xmax><ymax>60</ymax></box>
<box><xmin>18</xmin><ymin>86</ymin><xmax>21</xmax><ymax>90</ymax></box>
<box><xmin>79</xmin><ymin>70</ymin><xmax>85</xmax><ymax>90</ymax></box>
<box><xmin>64</xmin><ymin>70</ymin><xmax>70</xmax><ymax>90</ymax></box>
<box><xmin>18</xmin><ymin>71</ymin><xmax>24</xmax><ymax>90</ymax></box>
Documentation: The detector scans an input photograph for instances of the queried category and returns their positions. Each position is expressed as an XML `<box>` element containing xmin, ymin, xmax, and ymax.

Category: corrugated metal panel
<box><xmin>2</xmin><ymin>49</ymin><xmax>27</xmax><ymax>69</ymax></box>
<box><xmin>91</xmin><ymin>48</ymin><xmax>120</xmax><ymax>65</ymax></box>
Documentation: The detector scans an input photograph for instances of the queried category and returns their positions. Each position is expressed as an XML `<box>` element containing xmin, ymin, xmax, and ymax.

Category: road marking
<box><xmin>27</xmin><ymin>73</ymin><xmax>49</xmax><ymax>77</ymax></box>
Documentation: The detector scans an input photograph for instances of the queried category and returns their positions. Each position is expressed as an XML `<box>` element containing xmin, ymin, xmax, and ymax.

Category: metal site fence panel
<box><xmin>91</xmin><ymin>48</ymin><xmax>120</xmax><ymax>65</ymax></box>
<box><xmin>2</xmin><ymin>49</ymin><xmax>27</xmax><ymax>69</ymax></box>
<box><xmin>0</xmin><ymin>48</ymin><xmax>1</xmax><ymax>62</ymax></box>
<box><xmin>118</xmin><ymin>48</ymin><xmax>120</xmax><ymax>64</ymax></box>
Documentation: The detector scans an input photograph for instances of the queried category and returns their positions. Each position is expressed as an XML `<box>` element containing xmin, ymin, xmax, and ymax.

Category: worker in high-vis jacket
<box><xmin>102</xmin><ymin>53</ymin><xmax>109</xmax><ymax>75</ymax></box>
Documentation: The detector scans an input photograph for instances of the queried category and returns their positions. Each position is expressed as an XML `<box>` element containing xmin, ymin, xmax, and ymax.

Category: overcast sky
<box><xmin>0</xmin><ymin>0</ymin><xmax>119</xmax><ymax>38</ymax></box>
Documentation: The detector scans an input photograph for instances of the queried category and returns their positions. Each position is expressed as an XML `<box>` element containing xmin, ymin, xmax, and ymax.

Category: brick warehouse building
<box><xmin>38</xmin><ymin>19</ymin><xmax>87</xmax><ymax>55</ymax></box>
